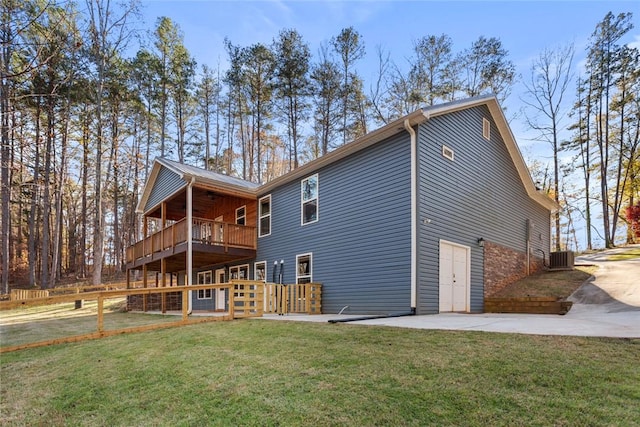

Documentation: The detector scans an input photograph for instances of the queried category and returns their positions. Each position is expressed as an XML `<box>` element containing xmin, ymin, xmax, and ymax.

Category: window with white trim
<box><xmin>197</xmin><ymin>270</ymin><xmax>212</xmax><ymax>299</ymax></box>
<box><xmin>259</xmin><ymin>195</ymin><xmax>271</xmax><ymax>237</ymax></box>
<box><xmin>296</xmin><ymin>253</ymin><xmax>312</xmax><ymax>284</ymax></box>
<box><xmin>229</xmin><ymin>264</ymin><xmax>249</xmax><ymax>280</ymax></box>
<box><xmin>236</xmin><ymin>205</ymin><xmax>246</xmax><ymax>225</ymax></box>
<box><xmin>231</xmin><ymin>264</ymin><xmax>250</xmax><ymax>299</ymax></box>
<box><xmin>301</xmin><ymin>174</ymin><xmax>318</xmax><ymax>225</ymax></box>
<box><xmin>483</xmin><ymin>118</ymin><xmax>491</xmax><ymax>140</ymax></box>
<box><xmin>254</xmin><ymin>261</ymin><xmax>266</xmax><ymax>282</ymax></box>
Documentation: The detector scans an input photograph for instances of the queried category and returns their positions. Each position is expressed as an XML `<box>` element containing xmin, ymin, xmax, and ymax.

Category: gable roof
<box><xmin>136</xmin><ymin>157</ymin><xmax>260</xmax><ymax>214</ymax></box>
<box><xmin>138</xmin><ymin>95</ymin><xmax>557</xmax><ymax>214</ymax></box>
<box><xmin>422</xmin><ymin>95</ymin><xmax>558</xmax><ymax>211</ymax></box>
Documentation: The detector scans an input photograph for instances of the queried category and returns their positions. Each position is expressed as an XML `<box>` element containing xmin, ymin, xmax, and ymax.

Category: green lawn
<box><xmin>0</xmin><ymin>299</ymin><xmax>176</xmax><ymax>347</ymax></box>
<box><xmin>1</xmin><ymin>320</ymin><xmax>638</xmax><ymax>426</ymax></box>
<box><xmin>607</xmin><ymin>247</ymin><xmax>640</xmax><ymax>261</ymax></box>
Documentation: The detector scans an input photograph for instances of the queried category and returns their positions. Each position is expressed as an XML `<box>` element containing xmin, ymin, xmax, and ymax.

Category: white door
<box><xmin>439</xmin><ymin>241</ymin><xmax>470</xmax><ymax>312</ymax></box>
<box><xmin>215</xmin><ymin>269</ymin><xmax>226</xmax><ymax>310</ymax></box>
<box><xmin>213</xmin><ymin>215</ymin><xmax>224</xmax><ymax>244</ymax></box>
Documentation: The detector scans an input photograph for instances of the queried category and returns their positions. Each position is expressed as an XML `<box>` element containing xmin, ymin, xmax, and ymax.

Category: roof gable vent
<box><xmin>442</xmin><ymin>145</ymin><xmax>454</xmax><ymax>161</ymax></box>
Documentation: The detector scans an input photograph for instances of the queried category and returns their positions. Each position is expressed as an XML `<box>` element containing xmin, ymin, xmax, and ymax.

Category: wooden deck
<box><xmin>125</xmin><ymin>218</ymin><xmax>257</xmax><ymax>271</ymax></box>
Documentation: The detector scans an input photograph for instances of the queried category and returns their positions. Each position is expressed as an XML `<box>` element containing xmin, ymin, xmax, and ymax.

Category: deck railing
<box><xmin>126</xmin><ymin>218</ymin><xmax>257</xmax><ymax>263</ymax></box>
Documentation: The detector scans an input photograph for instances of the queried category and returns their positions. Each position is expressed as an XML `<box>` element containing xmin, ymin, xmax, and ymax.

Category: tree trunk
<box><xmin>28</xmin><ymin>100</ymin><xmax>42</xmax><ymax>286</ymax></box>
<box><xmin>0</xmin><ymin>5</ymin><xmax>12</xmax><ymax>293</ymax></box>
<box><xmin>41</xmin><ymin>98</ymin><xmax>54</xmax><ymax>289</ymax></box>
<box><xmin>80</xmin><ymin>107</ymin><xmax>89</xmax><ymax>279</ymax></box>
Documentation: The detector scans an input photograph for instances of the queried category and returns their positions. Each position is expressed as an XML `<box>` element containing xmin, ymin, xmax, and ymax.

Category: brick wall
<box><xmin>483</xmin><ymin>241</ymin><xmax>544</xmax><ymax>297</ymax></box>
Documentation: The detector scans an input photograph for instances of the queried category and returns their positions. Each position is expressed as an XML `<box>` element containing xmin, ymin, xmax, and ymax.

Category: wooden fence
<box><xmin>264</xmin><ymin>283</ymin><xmax>322</xmax><ymax>315</ymax></box>
<box><xmin>8</xmin><ymin>282</ymin><xmax>145</xmax><ymax>302</ymax></box>
<box><xmin>10</xmin><ymin>289</ymin><xmax>50</xmax><ymax>300</ymax></box>
<box><xmin>0</xmin><ymin>281</ymin><xmax>322</xmax><ymax>353</ymax></box>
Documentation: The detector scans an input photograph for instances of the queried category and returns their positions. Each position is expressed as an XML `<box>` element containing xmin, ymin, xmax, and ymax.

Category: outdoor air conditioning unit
<box><xmin>549</xmin><ymin>251</ymin><xmax>575</xmax><ymax>270</ymax></box>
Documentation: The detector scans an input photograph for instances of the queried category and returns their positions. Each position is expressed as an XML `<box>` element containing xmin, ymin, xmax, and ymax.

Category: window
<box><xmin>296</xmin><ymin>253</ymin><xmax>312</xmax><ymax>284</ymax></box>
<box><xmin>442</xmin><ymin>145</ymin><xmax>455</xmax><ymax>161</ymax></box>
<box><xmin>230</xmin><ymin>265</ymin><xmax>250</xmax><ymax>299</ymax></box>
<box><xmin>301</xmin><ymin>174</ymin><xmax>318</xmax><ymax>225</ymax></box>
<box><xmin>229</xmin><ymin>264</ymin><xmax>249</xmax><ymax>280</ymax></box>
<box><xmin>259</xmin><ymin>195</ymin><xmax>271</xmax><ymax>237</ymax></box>
<box><xmin>483</xmin><ymin>118</ymin><xmax>491</xmax><ymax>140</ymax></box>
<box><xmin>197</xmin><ymin>271</ymin><xmax>212</xmax><ymax>299</ymax></box>
<box><xmin>254</xmin><ymin>261</ymin><xmax>266</xmax><ymax>282</ymax></box>
<box><xmin>236</xmin><ymin>206</ymin><xmax>246</xmax><ymax>225</ymax></box>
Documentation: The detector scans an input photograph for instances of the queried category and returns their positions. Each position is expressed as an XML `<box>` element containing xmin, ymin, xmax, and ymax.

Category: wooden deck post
<box><xmin>161</xmin><ymin>258</ymin><xmax>167</xmax><ymax>314</ymax></box>
<box><xmin>186</xmin><ymin>179</ymin><xmax>194</xmax><ymax>314</ymax></box>
<box><xmin>142</xmin><ymin>264</ymin><xmax>148</xmax><ymax>312</ymax></box>
<box><xmin>97</xmin><ymin>295</ymin><xmax>104</xmax><ymax>333</ymax></box>
<box><xmin>182</xmin><ymin>287</ymin><xmax>189</xmax><ymax>322</ymax></box>
<box><xmin>161</xmin><ymin>202</ymin><xmax>166</xmax><ymax>250</ymax></box>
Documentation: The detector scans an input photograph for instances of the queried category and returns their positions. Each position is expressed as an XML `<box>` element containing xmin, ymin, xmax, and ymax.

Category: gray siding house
<box><xmin>126</xmin><ymin>95</ymin><xmax>556</xmax><ymax>315</ymax></box>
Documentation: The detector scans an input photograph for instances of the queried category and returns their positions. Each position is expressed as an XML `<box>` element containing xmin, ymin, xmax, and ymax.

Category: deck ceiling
<box><xmin>147</xmin><ymin>187</ymin><xmax>254</xmax><ymax>221</ymax></box>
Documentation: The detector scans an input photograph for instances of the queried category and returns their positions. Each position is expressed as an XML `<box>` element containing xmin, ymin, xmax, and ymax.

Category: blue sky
<box><xmin>138</xmin><ymin>0</ymin><xmax>639</xmax><ymax>249</ymax></box>
<box><xmin>138</xmin><ymin>1</ymin><xmax>639</xmax><ymax>143</ymax></box>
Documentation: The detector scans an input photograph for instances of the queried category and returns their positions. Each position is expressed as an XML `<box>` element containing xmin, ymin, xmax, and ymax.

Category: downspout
<box><xmin>404</xmin><ymin>119</ymin><xmax>418</xmax><ymax>312</ymax></box>
<box><xmin>526</xmin><ymin>219</ymin><xmax>531</xmax><ymax>276</ymax></box>
<box><xmin>187</xmin><ymin>176</ymin><xmax>195</xmax><ymax>314</ymax></box>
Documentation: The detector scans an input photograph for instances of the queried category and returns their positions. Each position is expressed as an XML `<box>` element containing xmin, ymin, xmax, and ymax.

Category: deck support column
<box><xmin>186</xmin><ymin>177</ymin><xmax>194</xmax><ymax>314</ymax></box>
<box><xmin>143</xmin><ymin>217</ymin><xmax>148</xmax><ymax>258</ymax></box>
<box><xmin>161</xmin><ymin>202</ymin><xmax>166</xmax><ymax>250</ymax></box>
<box><xmin>143</xmin><ymin>264</ymin><xmax>148</xmax><ymax>312</ymax></box>
<box><xmin>161</xmin><ymin>258</ymin><xmax>167</xmax><ymax>314</ymax></box>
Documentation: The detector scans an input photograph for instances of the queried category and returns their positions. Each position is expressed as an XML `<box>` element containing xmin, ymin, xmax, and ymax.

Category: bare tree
<box><xmin>521</xmin><ymin>44</ymin><xmax>574</xmax><ymax>251</ymax></box>
<box><xmin>85</xmin><ymin>0</ymin><xmax>138</xmax><ymax>285</ymax></box>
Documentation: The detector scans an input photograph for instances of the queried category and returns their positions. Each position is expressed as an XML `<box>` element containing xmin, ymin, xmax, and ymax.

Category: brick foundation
<box><xmin>483</xmin><ymin>241</ymin><xmax>544</xmax><ymax>297</ymax></box>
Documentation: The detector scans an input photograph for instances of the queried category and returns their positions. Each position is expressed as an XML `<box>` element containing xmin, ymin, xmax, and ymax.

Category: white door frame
<box><xmin>215</xmin><ymin>268</ymin><xmax>226</xmax><ymax>310</ymax></box>
<box><xmin>213</xmin><ymin>215</ymin><xmax>224</xmax><ymax>244</ymax></box>
<box><xmin>439</xmin><ymin>239</ymin><xmax>471</xmax><ymax>312</ymax></box>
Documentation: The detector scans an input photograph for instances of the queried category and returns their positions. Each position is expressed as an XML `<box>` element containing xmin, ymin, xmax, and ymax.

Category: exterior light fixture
<box><xmin>477</xmin><ymin>237</ymin><xmax>485</xmax><ymax>247</ymax></box>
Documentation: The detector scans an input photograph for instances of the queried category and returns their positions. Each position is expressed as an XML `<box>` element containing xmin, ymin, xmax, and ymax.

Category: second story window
<box><xmin>301</xmin><ymin>174</ymin><xmax>318</xmax><ymax>225</ymax></box>
<box><xmin>236</xmin><ymin>206</ymin><xmax>246</xmax><ymax>225</ymax></box>
<box><xmin>259</xmin><ymin>195</ymin><xmax>271</xmax><ymax>237</ymax></box>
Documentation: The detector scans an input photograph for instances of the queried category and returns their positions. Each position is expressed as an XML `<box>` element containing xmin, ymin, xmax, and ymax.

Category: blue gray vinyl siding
<box><xmin>144</xmin><ymin>167</ymin><xmax>186</xmax><ymax>213</ymax></box>
<box><xmin>257</xmin><ymin>133</ymin><xmax>413</xmax><ymax>314</ymax></box>
<box><xmin>416</xmin><ymin>105</ymin><xmax>551</xmax><ymax>313</ymax></box>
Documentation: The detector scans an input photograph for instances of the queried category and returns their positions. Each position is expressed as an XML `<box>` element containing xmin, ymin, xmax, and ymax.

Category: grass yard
<box><xmin>490</xmin><ymin>266</ymin><xmax>595</xmax><ymax>299</ymax></box>
<box><xmin>0</xmin><ymin>299</ymin><xmax>176</xmax><ymax>348</ymax></box>
<box><xmin>607</xmin><ymin>247</ymin><xmax>640</xmax><ymax>261</ymax></box>
<box><xmin>1</xmin><ymin>320</ymin><xmax>638</xmax><ymax>426</ymax></box>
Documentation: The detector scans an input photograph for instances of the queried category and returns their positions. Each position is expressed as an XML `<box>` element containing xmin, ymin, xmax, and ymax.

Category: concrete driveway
<box><xmin>263</xmin><ymin>246</ymin><xmax>640</xmax><ymax>338</ymax></box>
<box><xmin>570</xmin><ymin>245</ymin><xmax>640</xmax><ymax>310</ymax></box>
